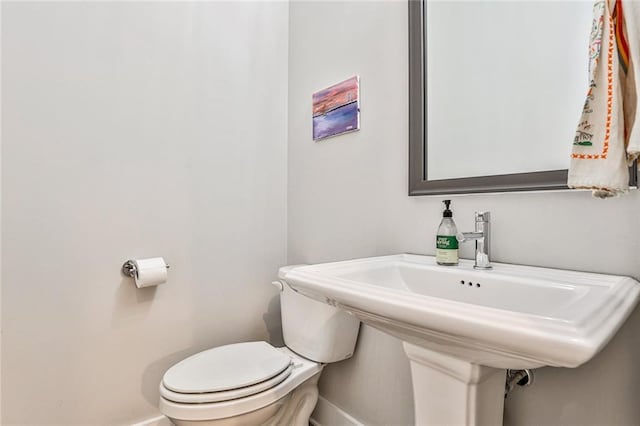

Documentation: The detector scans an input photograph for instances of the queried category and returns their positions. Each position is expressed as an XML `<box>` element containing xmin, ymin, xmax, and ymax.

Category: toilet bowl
<box><xmin>159</xmin><ymin>343</ymin><xmax>323</xmax><ymax>426</ymax></box>
<box><xmin>158</xmin><ymin>266</ymin><xmax>361</xmax><ymax>426</ymax></box>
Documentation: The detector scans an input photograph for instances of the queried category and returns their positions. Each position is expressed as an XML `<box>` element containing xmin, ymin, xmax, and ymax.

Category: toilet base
<box><xmin>169</xmin><ymin>400</ymin><xmax>284</xmax><ymax>426</ymax></box>
<box><xmin>165</xmin><ymin>374</ymin><xmax>321</xmax><ymax>426</ymax></box>
<box><xmin>264</xmin><ymin>374</ymin><xmax>320</xmax><ymax>426</ymax></box>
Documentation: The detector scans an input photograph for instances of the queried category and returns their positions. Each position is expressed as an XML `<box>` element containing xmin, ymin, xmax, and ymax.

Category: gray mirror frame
<box><xmin>408</xmin><ymin>0</ymin><xmax>637</xmax><ymax>196</ymax></box>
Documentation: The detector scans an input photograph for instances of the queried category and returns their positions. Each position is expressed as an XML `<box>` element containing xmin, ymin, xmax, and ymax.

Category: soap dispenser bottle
<box><xmin>436</xmin><ymin>200</ymin><xmax>459</xmax><ymax>266</ymax></box>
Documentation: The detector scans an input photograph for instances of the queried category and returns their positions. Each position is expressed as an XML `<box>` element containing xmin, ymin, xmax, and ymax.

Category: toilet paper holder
<box><xmin>122</xmin><ymin>259</ymin><xmax>170</xmax><ymax>279</ymax></box>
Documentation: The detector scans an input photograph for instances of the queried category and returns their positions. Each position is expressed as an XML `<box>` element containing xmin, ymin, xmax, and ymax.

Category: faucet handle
<box><xmin>475</xmin><ymin>211</ymin><xmax>490</xmax><ymax>222</ymax></box>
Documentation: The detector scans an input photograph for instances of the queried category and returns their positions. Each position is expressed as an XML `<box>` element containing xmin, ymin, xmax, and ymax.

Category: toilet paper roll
<box><xmin>133</xmin><ymin>257</ymin><xmax>168</xmax><ymax>288</ymax></box>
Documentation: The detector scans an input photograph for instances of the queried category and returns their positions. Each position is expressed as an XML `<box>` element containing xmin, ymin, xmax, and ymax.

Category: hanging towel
<box><xmin>621</xmin><ymin>0</ymin><xmax>640</xmax><ymax>162</ymax></box>
<box><xmin>568</xmin><ymin>0</ymin><xmax>631</xmax><ymax>198</ymax></box>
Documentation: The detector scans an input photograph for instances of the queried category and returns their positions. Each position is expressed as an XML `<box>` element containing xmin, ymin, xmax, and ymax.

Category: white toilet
<box><xmin>158</xmin><ymin>266</ymin><xmax>361</xmax><ymax>426</ymax></box>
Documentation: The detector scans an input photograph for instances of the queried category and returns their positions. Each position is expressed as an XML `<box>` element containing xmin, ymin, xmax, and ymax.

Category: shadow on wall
<box><xmin>111</xmin><ymin>278</ymin><xmax>158</xmax><ymax>328</ymax></box>
<box><xmin>111</xmin><ymin>277</ymin><xmax>169</xmax><ymax>409</ymax></box>
<box><xmin>140</xmin><ymin>348</ymin><xmax>203</xmax><ymax>408</ymax></box>
<box><xmin>264</xmin><ymin>294</ymin><xmax>284</xmax><ymax>347</ymax></box>
<box><xmin>504</xmin><ymin>304</ymin><xmax>640</xmax><ymax>426</ymax></box>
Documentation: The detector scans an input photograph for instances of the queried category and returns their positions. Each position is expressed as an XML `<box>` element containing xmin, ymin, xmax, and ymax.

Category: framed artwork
<box><xmin>312</xmin><ymin>76</ymin><xmax>360</xmax><ymax>141</ymax></box>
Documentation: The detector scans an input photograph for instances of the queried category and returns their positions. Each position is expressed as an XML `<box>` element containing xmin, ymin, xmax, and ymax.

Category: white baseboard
<box><xmin>130</xmin><ymin>414</ymin><xmax>173</xmax><ymax>426</ymax></box>
<box><xmin>132</xmin><ymin>398</ymin><xmax>361</xmax><ymax>426</ymax></box>
<box><xmin>311</xmin><ymin>396</ymin><xmax>364</xmax><ymax>426</ymax></box>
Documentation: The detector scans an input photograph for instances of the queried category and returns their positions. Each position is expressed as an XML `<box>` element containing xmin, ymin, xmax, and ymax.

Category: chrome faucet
<box><xmin>457</xmin><ymin>211</ymin><xmax>492</xmax><ymax>269</ymax></box>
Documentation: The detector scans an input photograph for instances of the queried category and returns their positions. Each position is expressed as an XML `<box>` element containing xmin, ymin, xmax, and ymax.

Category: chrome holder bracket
<box><xmin>121</xmin><ymin>260</ymin><xmax>138</xmax><ymax>279</ymax></box>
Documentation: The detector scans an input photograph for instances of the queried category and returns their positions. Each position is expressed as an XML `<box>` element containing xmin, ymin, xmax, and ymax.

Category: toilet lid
<box><xmin>160</xmin><ymin>363</ymin><xmax>293</xmax><ymax>404</ymax></box>
<box><xmin>162</xmin><ymin>341</ymin><xmax>291</xmax><ymax>394</ymax></box>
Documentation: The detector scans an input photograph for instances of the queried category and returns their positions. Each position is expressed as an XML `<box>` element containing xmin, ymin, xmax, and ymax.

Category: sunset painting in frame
<box><xmin>312</xmin><ymin>76</ymin><xmax>360</xmax><ymax>141</ymax></box>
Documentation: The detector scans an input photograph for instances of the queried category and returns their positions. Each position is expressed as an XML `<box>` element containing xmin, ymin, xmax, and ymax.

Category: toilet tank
<box><xmin>277</xmin><ymin>265</ymin><xmax>360</xmax><ymax>363</ymax></box>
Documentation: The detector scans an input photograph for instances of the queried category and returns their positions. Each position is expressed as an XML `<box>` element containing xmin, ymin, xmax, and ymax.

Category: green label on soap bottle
<box><xmin>436</xmin><ymin>235</ymin><xmax>459</xmax><ymax>250</ymax></box>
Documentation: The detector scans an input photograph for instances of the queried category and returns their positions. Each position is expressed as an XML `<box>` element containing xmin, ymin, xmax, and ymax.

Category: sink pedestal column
<box><xmin>403</xmin><ymin>343</ymin><xmax>506</xmax><ymax>426</ymax></box>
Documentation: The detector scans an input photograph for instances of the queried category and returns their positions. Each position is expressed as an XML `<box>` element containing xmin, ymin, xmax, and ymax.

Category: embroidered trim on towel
<box><xmin>572</xmin><ymin>10</ymin><xmax>614</xmax><ymax>159</ymax></box>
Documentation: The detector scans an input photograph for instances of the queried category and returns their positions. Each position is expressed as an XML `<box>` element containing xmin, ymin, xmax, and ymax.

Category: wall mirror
<box><xmin>409</xmin><ymin>0</ymin><xmax>637</xmax><ymax>195</ymax></box>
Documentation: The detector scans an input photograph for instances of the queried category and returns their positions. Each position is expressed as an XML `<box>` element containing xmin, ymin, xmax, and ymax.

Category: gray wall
<box><xmin>288</xmin><ymin>1</ymin><xmax>640</xmax><ymax>425</ymax></box>
<box><xmin>1</xmin><ymin>2</ymin><xmax>288</xmax><ymax>424</ymax></box>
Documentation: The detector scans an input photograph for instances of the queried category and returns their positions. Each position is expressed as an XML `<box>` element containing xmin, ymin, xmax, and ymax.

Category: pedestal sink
<box><xmin>282</xmin><ymin>254</ymin><xmax>640</xmax><ymax>425</ymax></box>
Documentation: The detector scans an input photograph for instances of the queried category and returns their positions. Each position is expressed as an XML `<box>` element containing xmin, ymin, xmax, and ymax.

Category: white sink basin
<box><xmin>284</xmin><ymin>254</ymin><xmax>640</xmax><ymax>369</ymax></box>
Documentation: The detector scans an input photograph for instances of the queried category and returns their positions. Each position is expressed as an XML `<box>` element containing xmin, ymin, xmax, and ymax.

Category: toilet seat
<box><xmin>159</xmin><ymin>345</ymin><xmax>323</xmax><ymax>422</ymax></box>
<box><xmin>160</xmin><ymin>363</ymin><xmax>293</xmax><ymax>404</ymax></box>
<box><xmin>163</xmin><ymin>341</ymin><xmax>291</xmax><ymax>394</ymax></box>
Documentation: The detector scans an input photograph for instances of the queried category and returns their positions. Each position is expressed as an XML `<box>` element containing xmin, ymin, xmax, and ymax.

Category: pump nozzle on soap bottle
<box><xmin>436</xmin><ymin>200</ymin><xmax>459</xmax><ymax>266</ymax></box>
